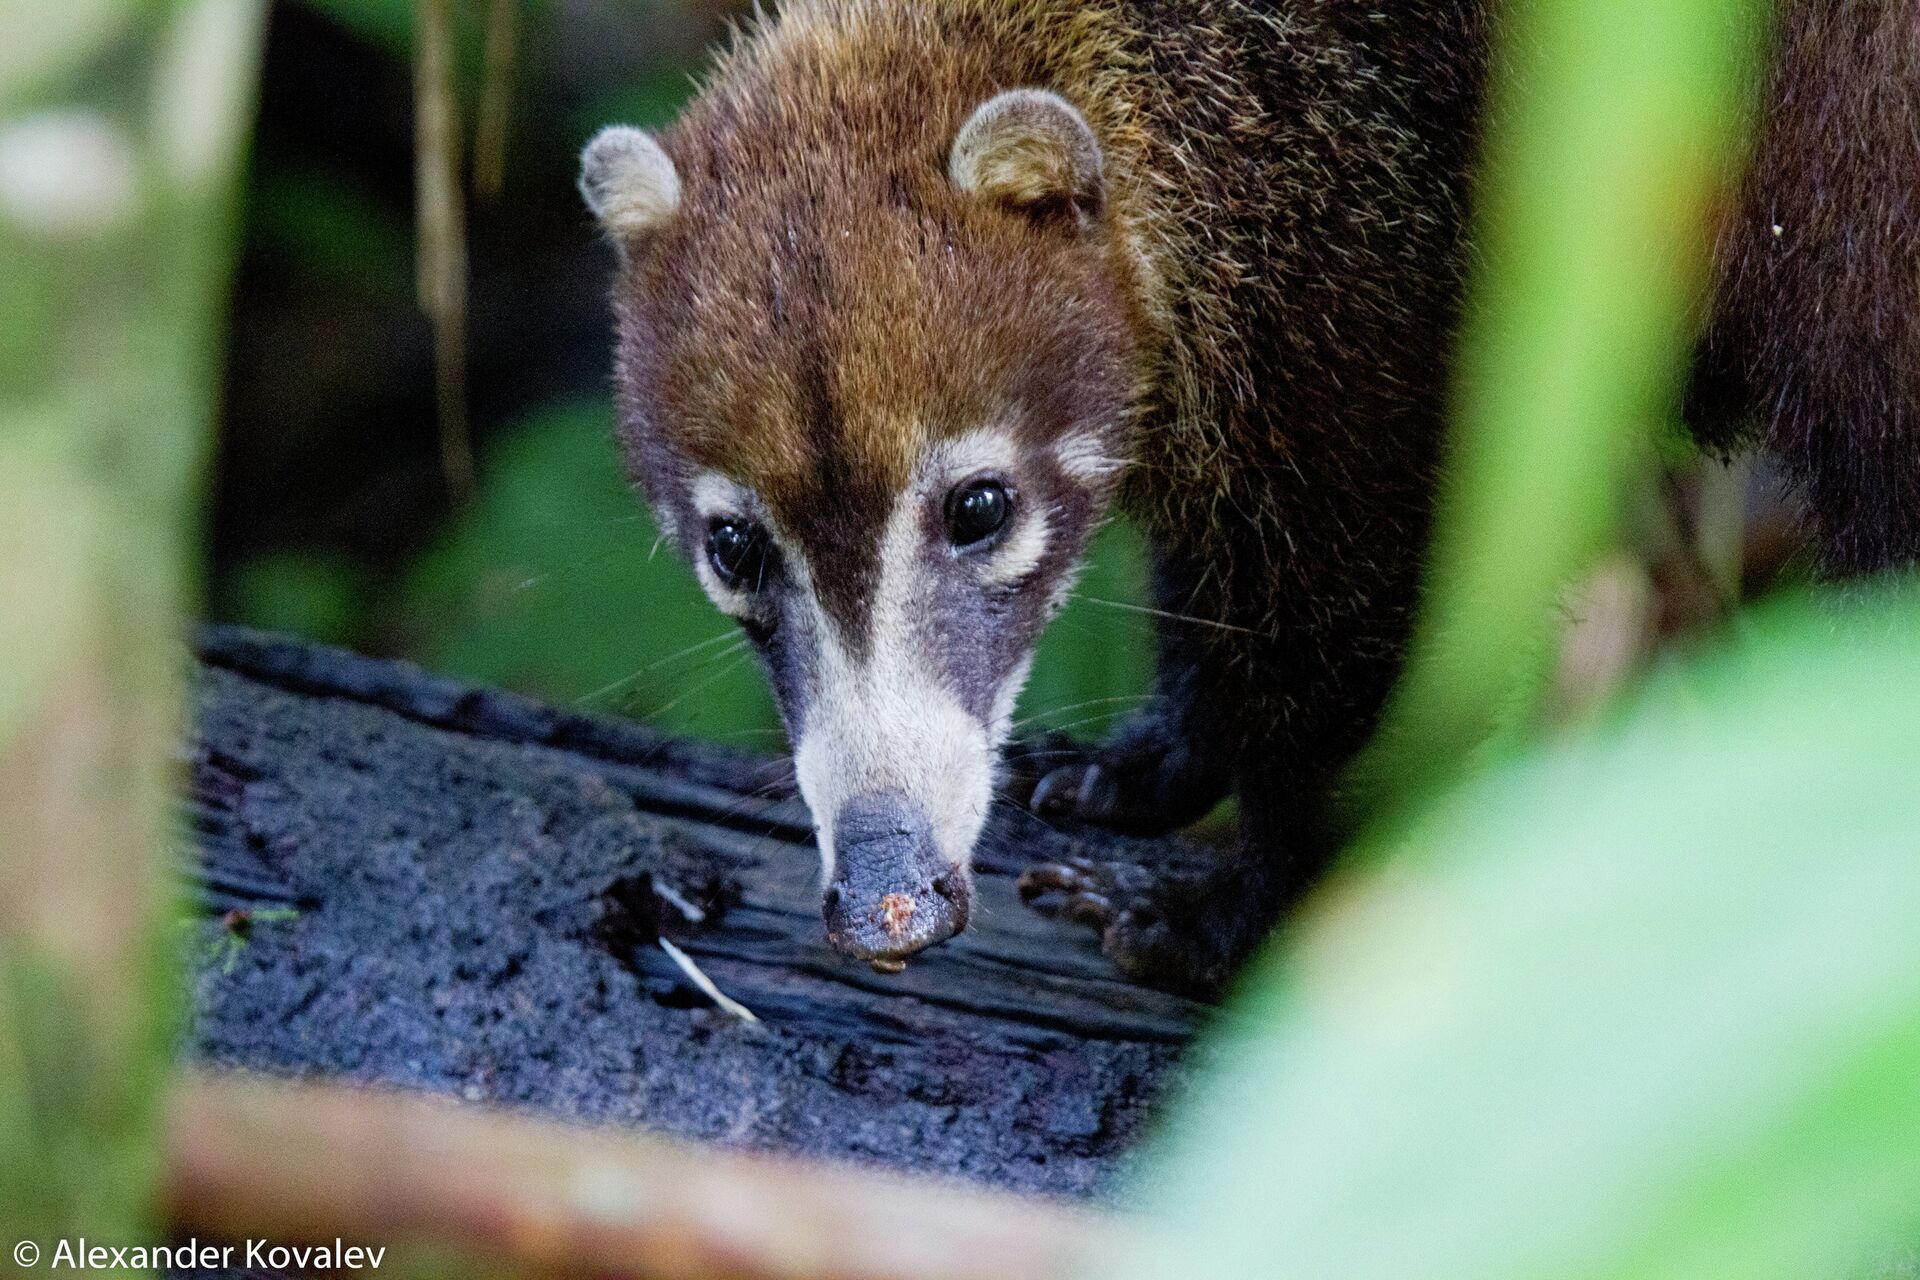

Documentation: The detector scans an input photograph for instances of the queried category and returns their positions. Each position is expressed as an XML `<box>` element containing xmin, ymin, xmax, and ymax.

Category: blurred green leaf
<box><xmin>229</xmin><ymin>549</ymin><xmax>369</xmax><ymax>647</ymax></box>
<box><xmin>1371</xmin><ymin>0</ymin><xmax>1767</xmax><ymax>799</ymax></box>
<box><xmin>1111</xmin><ymin>582</ymin><xmax>1920</xmax><ymax>1280</ymax></box>
<box><xmin>1</xmin><ymin>0</ymin><xmax>263</xmax><ymax>1252</ymax></box>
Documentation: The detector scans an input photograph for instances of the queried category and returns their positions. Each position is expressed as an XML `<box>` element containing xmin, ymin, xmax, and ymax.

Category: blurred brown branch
<box><xmin>165</xmin><ymin>1070</ymin><xmax>1117</xmax><ymax>1280</ymax></box>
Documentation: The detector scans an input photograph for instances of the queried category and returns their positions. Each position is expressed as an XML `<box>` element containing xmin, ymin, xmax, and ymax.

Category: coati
<box><xmin>578</xmin><ymin>1</ymin><xmax>1920</xmax><ymax>994</ymax></box>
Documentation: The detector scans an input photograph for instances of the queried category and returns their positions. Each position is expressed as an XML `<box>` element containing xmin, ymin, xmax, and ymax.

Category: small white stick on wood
<box><xmin>653</xmin><ymin>881</ymin><xmax>707</xmax><ymax>923</ymax></box>
<box><xmin>658</xmin><ymin>937</ymin><xmax>759</xmax><ymax>1023</ymax></box>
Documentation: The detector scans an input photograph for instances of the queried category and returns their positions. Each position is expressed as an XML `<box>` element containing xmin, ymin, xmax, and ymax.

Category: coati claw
<box><xmin>1015</xmin><ymin>858</ymin><xmax>1103</xmax><ymax>901</ymax></box>
<box><xmin>1017</xmin><ymin>860</ymin><xmax>1121</xmax><ymax>927</ymax></box>
<box><xmin>1029</xmin><ymin>762</ymin><xmax>1114</xmax><ymax>822</ymax></box>
<box><xmin>1019</xmin><ymin>857</ymin><xmax>1240</xmax><ymax>998</ymax></box>
<box><xmin>1064</xmin><ymin>892</ymin><xmax>1117</xmax><ymax>927</ymax></box>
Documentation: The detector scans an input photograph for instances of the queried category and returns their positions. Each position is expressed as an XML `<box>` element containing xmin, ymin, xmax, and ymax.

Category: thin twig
<box><xmin>658</xmin><ymin>937</ymin><xmax>759</xmax><ymax>1023</ymax></box>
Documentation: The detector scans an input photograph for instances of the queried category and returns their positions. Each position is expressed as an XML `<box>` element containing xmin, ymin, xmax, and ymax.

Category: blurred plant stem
<box><xmin>414</xmin><ymin>0</ymin><xmax>474</xmax><ymax>503</ymax></box>
<box><xmin>472</xmin><ymin>0</ymin><xmax>518</xmax><ymax>200</ymax></box>
<box><xmin>0</xmin><ymin>0</ymin><xmax>264</xmax><ymax>1250</ymax></box>
<box><xmin>1364</xmin><ymin>0</ymin><xmax>1767</xmax><ymax>805</ymax></box>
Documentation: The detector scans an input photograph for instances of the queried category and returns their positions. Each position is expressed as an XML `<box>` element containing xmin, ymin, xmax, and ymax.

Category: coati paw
<box><xmin>1006</xmin><ymin>717</ymin><xmax>1226</xmax><ymax>837</ymax></box>
<box><xmin>1017</xmin><ymin>858</ymin><xmax>1236</xmax><ymax>998</ymax></box>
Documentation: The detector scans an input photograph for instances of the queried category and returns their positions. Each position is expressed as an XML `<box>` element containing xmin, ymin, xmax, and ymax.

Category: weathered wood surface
<box><xmin>182</xmin><ymin>627</ymin><xmax>1210</xmax><ymax>1201</ymax></box>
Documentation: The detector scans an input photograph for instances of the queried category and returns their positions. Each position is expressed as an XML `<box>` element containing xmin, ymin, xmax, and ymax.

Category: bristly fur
<box><xmin>1692</xmin><ymin>4</ymin><xmax>1920</xmax><ymax>574</ymax></box>
<box><xmin>618</xmin><ymin>0</ymin><xmax>1490</xmax><ymax>741</ymax></box>
<box><xmin>597</xmin><ymin>0</ymin><xmax>1919</xmax><ymax>991</ymax></box>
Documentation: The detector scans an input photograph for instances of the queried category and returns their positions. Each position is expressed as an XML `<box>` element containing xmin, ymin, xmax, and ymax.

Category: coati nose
<box><xmin>822</xmin><ymin>791</ymin><xmax>971</xmax><ymax>962</ymax></box>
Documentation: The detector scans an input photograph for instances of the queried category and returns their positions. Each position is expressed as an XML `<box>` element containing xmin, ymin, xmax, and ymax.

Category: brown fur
<box><xmin>612</xmin><ymin>3</ymin><xmax>1151</xmax><ymax>629</ymax></box>
<box><xmin>614</xmin><ymin>0</ymin><xmax>1487</xmax><ymax>732</ymax></box>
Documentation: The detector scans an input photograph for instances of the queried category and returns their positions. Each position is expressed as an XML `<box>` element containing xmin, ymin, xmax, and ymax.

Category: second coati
<box><xmin>578</xmin><ymin>1</ymin><xmax>1920</xmax><ymax>994</ymax></box>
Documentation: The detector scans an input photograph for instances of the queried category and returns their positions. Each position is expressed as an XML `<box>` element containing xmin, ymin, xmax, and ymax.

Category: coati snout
<box><xmin>822</xmin><ymin>792</ymin><xmax>971</xmax><ymax>960</ymax></box>
<box><xmin>581</xmin><ymin>83</ymin><xmax>1133</xmax><ymax>965</ymax></box>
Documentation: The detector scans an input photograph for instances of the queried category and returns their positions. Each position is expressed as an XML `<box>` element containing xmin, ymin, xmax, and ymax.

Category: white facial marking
<box><xmin>791</xmin><ymin>489</ymin><xmax>993</xmax><ymax>884</ymax></box>
<box><xmin>925</xmin><ymin>425</ymin><xmax>1019</xmax><ymax>479</ymax></box>
<box><xmin>982</xmin><ymin>501</ymin><xmax>1048</xmax><ymax>586</ymax></box>
<box><xmin>991</xmin><ymin>652</ymin><xmax>1036</xmax><ymax>745</ymax></box>
<box><xmin>1053</xmin><ymin>429</ymin><xmax>1125</xmax><ymax>483</ymax></box>
<box><xmin>694</xmin><ymin>429</ymin><xmax>1065</xmax><ymax>891</ymax></box>
<box><xmin>690</xmin><ymin>470</ymin><xmax>755</xmax><ymax>521</ymax></box>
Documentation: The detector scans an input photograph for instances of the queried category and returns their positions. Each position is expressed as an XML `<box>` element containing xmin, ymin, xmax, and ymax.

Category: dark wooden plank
<box><xmin>183</xmin><ymin>630</ymin><xmax>1210</xmax><ymax>1200</ymax></box>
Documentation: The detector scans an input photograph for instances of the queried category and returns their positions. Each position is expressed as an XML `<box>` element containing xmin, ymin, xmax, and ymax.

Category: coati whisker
<box><xmin>641</xmin><ymin>647</ymin><xmax>757</xmax><ymax>722</ymax></box>
<box><xmin>1026</xmin><ymin>708</ymin><xmax>1155</xmax><ymax>740</ymax></box>
<box><xmin>1069</xmin><ymin>593</ymin><xmax>1267</xmax><ymax>637</ymax></box>
<box><xmin>509</xmin><ymin>540</ymin><xmax>649</xmax><ymax>594</ymax></box>
<box><xmin>1011</xmin><ymin>693</ymin><xmax>1154</xmax><ymax>733</ymax></box>
<box><xmin>573</xmin><ymin>629</ymin><xmax>746</xmax><ymax>708</ymax></box>
<box><xmin>705</xmin><ymin>775</ymin><xmax>809</xmax><ymax>836</ymax></box>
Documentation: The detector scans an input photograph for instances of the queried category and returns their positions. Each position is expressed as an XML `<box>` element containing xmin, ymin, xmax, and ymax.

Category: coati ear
<box><xmin>579</xmin><ymin>125</ymin><xmax>680</xmax><ymax>242</ymax></box>
<box><xmin>949</xmin><ymin>89</ymin><xmax>1103</xmax><ymax>227</ymax></box>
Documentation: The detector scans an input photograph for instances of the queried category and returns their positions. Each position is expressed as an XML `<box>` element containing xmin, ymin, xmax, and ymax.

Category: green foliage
<box><xmin>1</xmin><ymin>0</ymin><xmax>265</xmax><ymax>1256</ymax></box>
<box><xmin>1018</xmin><ymin>518</ymin><xmax>1156</xmax><ymax>738</ymax></box>
<box><xmin>1369</xmin><ymin>0</ymin><xmax>1767</xmax><ymax>801</ymax></box>
<box><xmin>0</xmin><ymin>957</ymin><xmax>168</xmax><ymax>1248</ymax></box>
<box><xmin>229</xmin><ymin>549</ymin><xmax>370</xmax><ymax>648</ymax></box>
<box><xmin>1112</xmin><ymin>584</ymin><xmax>1920</xmax><ymax>1280</ymax></box>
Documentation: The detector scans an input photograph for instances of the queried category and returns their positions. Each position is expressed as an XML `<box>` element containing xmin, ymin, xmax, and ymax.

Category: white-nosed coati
<box><xmin>578</xmin><ymin>1</ymin><xmax>1920</xmax><ymax>995</ymax></box>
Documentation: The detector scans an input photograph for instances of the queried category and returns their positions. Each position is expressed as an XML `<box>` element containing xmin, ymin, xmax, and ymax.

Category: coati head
<box><xmin>582</xmin><ymin>81</ymin><xmax>1143</xmax><ymax>964</ymax></box>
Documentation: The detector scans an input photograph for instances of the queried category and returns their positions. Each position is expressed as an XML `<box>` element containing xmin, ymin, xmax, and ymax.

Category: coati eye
<box><xmin>945</xmin><ymin>477</ymin><xmax>1012</xmax><ymax>549</ymax></box>
<box><xmin>707</xmin><ymin>519</ymin><xmax>773</xmax><ymax>590</ymax></box>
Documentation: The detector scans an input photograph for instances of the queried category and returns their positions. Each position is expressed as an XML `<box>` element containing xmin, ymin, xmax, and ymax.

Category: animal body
<box><xmin>580</xmin><ymin>1</ymin><xmax>1920</xmax><ymax>994</ymax></box>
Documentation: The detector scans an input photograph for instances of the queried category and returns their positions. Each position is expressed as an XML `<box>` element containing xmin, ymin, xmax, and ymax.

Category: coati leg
<box><xmin>1020</xmin><ymin>754</ymin><xmax>1333</xmax><ymax>997</ymax></box>
<box><xmin>1009</xmin><ymin>543</ymin><xmax>1236</xmax><ymax>836</ymax></box>
<box><xmin>1017</xmin><ymin>518</ymin><xmax>1409</xmax><ymax>996</ymax></box>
